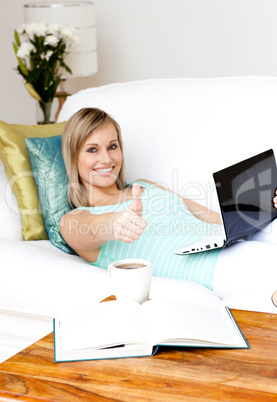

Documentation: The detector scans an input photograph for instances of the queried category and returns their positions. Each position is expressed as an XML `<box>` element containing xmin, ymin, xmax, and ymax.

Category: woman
<box><xmin>60</xmin><ymin>107</ymin><xmax>277</xmax><ymax>291</ymax></box>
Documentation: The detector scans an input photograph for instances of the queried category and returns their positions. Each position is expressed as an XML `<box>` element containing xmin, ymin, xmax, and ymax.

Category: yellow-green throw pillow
<box><xmin>0</xmin><ymin>121</ymin><xmax>65</xmax><ymax>240</ymax></box>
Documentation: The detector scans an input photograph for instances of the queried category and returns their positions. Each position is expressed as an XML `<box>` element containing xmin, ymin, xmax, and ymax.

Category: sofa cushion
<box><xmin>25</xmin><ymin>135</ymin><xmax>74</xmax><ymax>254</ymax></box>
<box><xmin>0</xmin><ymin>121</ymin><xmax>65</xmax><ymax>240</ymax></box>
<box><xmin>0</xmin><ymin>160</ymin><xmax>23</xmax><ymax>241</ymax></box>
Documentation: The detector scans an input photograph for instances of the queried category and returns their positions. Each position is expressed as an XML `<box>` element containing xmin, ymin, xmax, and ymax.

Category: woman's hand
<box><xmin>273</xmin><ymin>189</ymin><xmax>277</xmax><ymax>209</ymax></box>
<box><xmin>114</xmin><ymin>183</ymin><xmax>147</xmax><ymax>243</ymax></box>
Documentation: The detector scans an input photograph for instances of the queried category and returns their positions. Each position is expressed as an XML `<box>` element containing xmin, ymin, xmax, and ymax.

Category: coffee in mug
<box><xmin>114</xmin><ymin>262</ymin><xmax>147</xmax><ymax>269</ymax></box>
<box><xmin>108</xmin><ymin>258</ymin><xmax>152</xmax><ymax>304</ymax></box>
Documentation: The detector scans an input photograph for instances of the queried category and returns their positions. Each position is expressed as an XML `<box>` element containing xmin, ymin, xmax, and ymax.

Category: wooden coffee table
<box><xmin>0</xmin><ymin>308</ymin><xmax>276</xmax><ymax>401</ymax></box>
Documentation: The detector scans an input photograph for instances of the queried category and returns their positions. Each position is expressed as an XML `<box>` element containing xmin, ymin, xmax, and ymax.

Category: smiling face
<box><xmin>77</xmin><ymin>122</ymin><xmax>123</xmax><ymax>191</ymax></box>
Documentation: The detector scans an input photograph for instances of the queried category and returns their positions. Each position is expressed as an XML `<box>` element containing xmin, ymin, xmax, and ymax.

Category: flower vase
<box><xmin>37</xmin><ymin>101</ymin><xmax>54</xmax><ymax>125</ymax></box>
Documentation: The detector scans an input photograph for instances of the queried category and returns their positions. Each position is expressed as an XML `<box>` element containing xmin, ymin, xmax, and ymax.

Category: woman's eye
<box><xmin>87</xmin><ymin>147</ymin><xmax>97</xmax><ymax>153</ymax></box>
<box><xmin>109</xmin><ymin>144</ymin><xmax>118</xmax><ymax>150</ymax></box>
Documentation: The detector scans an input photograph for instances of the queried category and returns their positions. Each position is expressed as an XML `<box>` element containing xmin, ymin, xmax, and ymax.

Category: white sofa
<box><xmin>1</xmin><ymin>77</ymin><xmax>277</xmax><ymax>362</ymax></box>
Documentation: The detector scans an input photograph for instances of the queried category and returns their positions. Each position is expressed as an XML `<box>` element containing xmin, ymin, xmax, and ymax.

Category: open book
<box><xmin>54</xmin><ymin>285</ymin><xmax>248</xmax><ymax>362</ymax></box>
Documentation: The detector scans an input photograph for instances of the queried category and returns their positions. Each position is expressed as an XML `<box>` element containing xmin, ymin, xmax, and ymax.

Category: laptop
<box><xmin>175</xmin><ymin>149</ymin><xmax>277</xmax><ymax>255</ymax></box>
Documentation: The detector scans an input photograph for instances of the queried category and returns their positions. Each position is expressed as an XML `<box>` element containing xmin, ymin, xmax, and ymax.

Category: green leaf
<box><xmin>23</xmin><ymin>80</ymin><xmax>42</xmax><ymax>101</ymax></box>
<box><xmin>64</xmin><ymin>64</ymin><xmax>72</xmax><ymax>75</ymax></box>
<box><xmin>17</xmin><ymin>58</ymin><xmax>29</xmax><ymax>77</ymax></box>
<box><xmin>14</xmin><ymin>30</ymin><xmax>21</xmax><ymax>47</ymax></box>
<box><xmin>12</xmin><ymin>42</ymin><xmax>18</xmax><ymax>55</ymax></box>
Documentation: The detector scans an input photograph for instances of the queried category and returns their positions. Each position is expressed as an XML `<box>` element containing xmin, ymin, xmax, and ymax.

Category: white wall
<box><xmin>1</xmin><ymin>0</ymin><xmax>277</xmax><ymax>124</ymax></box>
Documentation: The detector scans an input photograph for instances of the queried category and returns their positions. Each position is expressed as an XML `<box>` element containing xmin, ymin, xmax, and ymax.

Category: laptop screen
<box><xmin>213</xmin><ymin>149</ymin><xmax>277</xmax><ymax>245</ymax></box>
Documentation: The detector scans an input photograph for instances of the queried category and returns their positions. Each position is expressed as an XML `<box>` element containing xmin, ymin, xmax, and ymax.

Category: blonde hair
<box><xmin>62</xmin><ymin>107</ymin><xmax>125</xmax><ymax>207</ymax></box>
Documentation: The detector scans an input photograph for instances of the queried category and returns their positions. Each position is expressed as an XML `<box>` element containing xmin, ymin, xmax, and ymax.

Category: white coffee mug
<box><xmin>108</xmin><ymin>258</ymin><xmax>152</xmax><ymax>304</ymax></box>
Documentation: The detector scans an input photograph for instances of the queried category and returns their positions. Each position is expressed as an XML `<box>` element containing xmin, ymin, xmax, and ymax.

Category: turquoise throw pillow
<box><xmin>25</xmin><ymin>135</ymin><xmax>74</xmax><ymax>254</ymax></box>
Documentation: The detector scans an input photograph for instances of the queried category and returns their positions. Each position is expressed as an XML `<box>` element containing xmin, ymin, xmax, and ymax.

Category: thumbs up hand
<box><xmin>114</xmin><ymin>183</ymin><xmax>147</xmax><ymax>243</ymax></box>
<box><xmin>130</xmin><ymin>182</ymin><xmax>143</xmax><ymax>216</ymax></box>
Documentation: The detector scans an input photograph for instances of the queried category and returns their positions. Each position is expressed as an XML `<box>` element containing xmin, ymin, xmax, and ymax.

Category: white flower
<box><xmin>25</xmin><ymin>22</ymin><xmax>47</xmax><ymax>38</ymax></box>
<box><xmin>36</xmin><ymin>22</ymin><xmax>48</xmax><ymax>36</ymax></box>
<box><xmin>46</xmin><ymin>22</ymin><xmax>60</xmax><ymax>36</ymax></box>
<box><xmin>41</xmin><ymin>50</ymin><xmax>53</xmax><ymax>61</ymax></box>
<box><xmin>44</xmin><ymin>34</ymin><xmax>59</xmax><ymax>47</ymax></box>
<box><xmin>71</xmin><ymin>33</ymin><xmax>80</xmax><ymax>44</ymax></box>
<box><xmin>25</xmin><ymin>22</ymin><xmax>37</xmax><ymax>37</ymax></box>
<box><xmin>17</xmin><ymin>23</ymin><xmax>26</xmax><ymax>35</ymax></box>
<box><xmin>17</xmin><ymin>42</ymin><xmax>35</xmax><ymax>59</ymax></box>
<box><xmin>61</xmin><ymin>26</ymin><xmax>80</xmax><ymax>44</ymax></box>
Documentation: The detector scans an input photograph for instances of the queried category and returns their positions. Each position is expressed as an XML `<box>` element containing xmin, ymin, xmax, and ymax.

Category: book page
<box><xmin>56</xmin><ymin>300</ymin><xmax>149</xmax><ymax>352</ymax></box>
<box><xmin>150</xmin><ymin>278</ymin><xmax>222</xmax><ymax>306</ymax></box>
<box><xmin>142</xmin><ymin>300</ymin><xmax>245</xmax><ymax>347</ymax></box>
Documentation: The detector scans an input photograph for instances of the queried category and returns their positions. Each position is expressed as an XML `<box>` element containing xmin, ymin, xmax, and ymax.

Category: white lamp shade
<box><xmin>24</xmin><ymin>1</ymin><xmax>98</xmax><ymax>78</ymax></box>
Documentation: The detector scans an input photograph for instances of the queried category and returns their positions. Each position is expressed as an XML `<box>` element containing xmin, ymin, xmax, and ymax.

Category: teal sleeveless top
<box><xmin>77</xmin><ymin>181</ymin><xmax>222</xmax><ymax>289</ymax></box>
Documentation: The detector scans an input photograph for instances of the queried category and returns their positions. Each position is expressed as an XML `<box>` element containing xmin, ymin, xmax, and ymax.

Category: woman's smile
<box><xmin>93</xmin><ymin>166</ymin><xmax>115</xmax><ymax>175</ymax></box>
